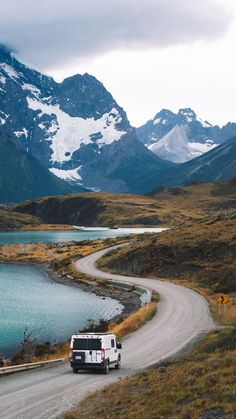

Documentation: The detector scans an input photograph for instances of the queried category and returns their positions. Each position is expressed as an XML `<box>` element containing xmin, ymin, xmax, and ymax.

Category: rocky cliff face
<box><xmin>0</xmin><ymin>129</ymin><xmax>76</xmax><ymax>203</ymax></box>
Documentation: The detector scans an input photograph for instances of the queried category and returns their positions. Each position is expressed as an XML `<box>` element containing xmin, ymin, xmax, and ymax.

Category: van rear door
<box><xmin>88</xmin><ymin>338</ymin><xmax>102</xmax><ymax>363</ymax></box>
<box><xmin>73</xmin><ymin>338</ymin><xmax>102</xmax><ymax>364</ymax></box>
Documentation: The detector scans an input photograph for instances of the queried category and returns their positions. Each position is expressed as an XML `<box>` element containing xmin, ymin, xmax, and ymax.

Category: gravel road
<box><xmin>0</xmin><ymin>245</ymin><xmax>214</xmax><ymax>419</ymax></box>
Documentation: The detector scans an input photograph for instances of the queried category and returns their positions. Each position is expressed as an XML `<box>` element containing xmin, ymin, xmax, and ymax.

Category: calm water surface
<box><xmin>0</xmin><ymin>264</ymin><xmax>123</xmax><ymax>356</ymax></box>
<box><xmin>0</xmin><ymin>227</ymin><xmax>166</xmax><ymax>245</ymax></box>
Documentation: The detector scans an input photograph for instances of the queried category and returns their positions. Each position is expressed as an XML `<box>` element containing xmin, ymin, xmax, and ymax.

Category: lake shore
<box><xmin>0</xmin><ymin>238</ymin><xmax>143</xmax><ymax>359</ymax></box>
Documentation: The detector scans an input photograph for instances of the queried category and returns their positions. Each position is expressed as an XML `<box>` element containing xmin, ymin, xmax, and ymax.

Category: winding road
<box><xmin>0</xmin><ymin>245</ymin><xmax>215</xmax><ymax>419</ymax></box>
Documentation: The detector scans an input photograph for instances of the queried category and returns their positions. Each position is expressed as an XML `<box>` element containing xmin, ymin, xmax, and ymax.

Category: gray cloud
<box><xmin>0</xmin><ymin>0</ymin><xmax>231</xmax><ymax>71</ymax></box>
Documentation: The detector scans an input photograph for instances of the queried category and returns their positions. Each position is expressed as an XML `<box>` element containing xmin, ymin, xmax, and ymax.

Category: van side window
<box><xmin>111</xmin><ymin>339</ymin><xmax>115</xmax><ymax>348</ymax></box>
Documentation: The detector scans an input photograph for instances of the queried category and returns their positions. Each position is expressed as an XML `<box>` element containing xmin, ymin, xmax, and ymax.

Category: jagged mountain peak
<box><xmin>0</xmin><ymin>44</ymin><xmax>54</xmax><ymax>92</ymax></box>
<box><xmin>152</xmin><ymin>109</ymin><xmax>176</xmax><ymax>126</ymax></box>
<box><xmin>154</xmin><ymin>108</ymin><xmax>175</xmax><ymax>118</ymax></box>
<box><xmin>178</xmin><ymin>107</ymin><xmax>195</xmax><ymax>116</ymax></box>
<box><xmin>136</xmin><ymin>107</ymin><xmax>236</xmax><ymax>163</ymax></box>
<box><xmin>177</xmin><ymin>108</ymin><xmax>212</xmax><ymax>127</ymax></box>
<box><xmin>0</xmin><ymin>47</ymin><xmax>170</xmax><ymax>198</ymax></box>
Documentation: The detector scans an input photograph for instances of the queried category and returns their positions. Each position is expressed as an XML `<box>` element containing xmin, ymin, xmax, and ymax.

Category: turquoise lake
<box><xmin>0</xmin><ymin>227</ymin><xmax>166</xmax><ymax>245</ymax></box>
<box><xmin>0</xmin><ymin>264</ymin><xmax>123</xmax><ymax>356</ymax></box>
<box><xmin>0</xmin><ymin>227</ymin><xmax>166</xmax><ymax>357</ymax></box>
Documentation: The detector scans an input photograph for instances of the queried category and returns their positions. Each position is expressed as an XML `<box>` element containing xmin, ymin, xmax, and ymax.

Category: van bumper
<box><xmin>70</xmin><ymin>361</ymin><xmax>105</xmax><ymax>370</ymax></box>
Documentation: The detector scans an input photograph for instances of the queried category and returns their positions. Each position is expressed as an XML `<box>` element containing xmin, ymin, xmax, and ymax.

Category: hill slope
<box><xmin>10</xmin><ymin>192</ymin><xmax>166</xmax><ymax>227</ymax></box>
<box><xmin>0</xmin><ymin>131</ymin><xmax>78</xmax><ymax>203</ymax></box>
<box><xmin>144</xmin><ymin>136</ymin><xmax>236</xmax><ymax>192</ymax></box>
<box><xmin>99</xmin><ymin>180</ymin><xmax>236</xmax><ymax>293</ymax></box>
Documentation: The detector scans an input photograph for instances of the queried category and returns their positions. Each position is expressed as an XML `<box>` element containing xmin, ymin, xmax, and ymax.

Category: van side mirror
<box><xmin>117</xmin><ymin>342</ymin><xmax>122</xmax><ymax>349</ymax></box>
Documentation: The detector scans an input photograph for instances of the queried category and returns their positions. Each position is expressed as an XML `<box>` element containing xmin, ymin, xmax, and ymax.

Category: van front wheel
<box><xmin>103</xmin><ymin>360</ymin><xmax>109</xmax><ymax>374</ymax></box>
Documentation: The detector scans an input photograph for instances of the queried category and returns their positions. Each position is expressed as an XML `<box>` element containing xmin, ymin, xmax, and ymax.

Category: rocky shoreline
<box><xmin>41</xmin><ymin>262</ymin><xmax>142</xmax><ymax>320</ymax></box>
<box><xmin>0</xmin><ymin>253</ymin><xmax>142</xmax><ymax>360</ymax></box>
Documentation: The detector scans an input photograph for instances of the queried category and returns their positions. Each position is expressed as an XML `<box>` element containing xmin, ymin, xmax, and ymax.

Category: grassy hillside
<box><xmin>0</xmin><ymin>208</ymin><xmax>41</xmax><ymax>230</ymax></box>
<box><xmin>2</xmin><ymin>178</ymin><xmax>236</xmax><ymax>233</ymax></box>
<box><xmin>98</xmin><ymin>181</ymin><xmax>236</xmax><ymax>293</ymax></box>
<box><xmin>10</xmin><ymin>193</ymin><xmax>169</xmax><ymax>228</ymax></box>
<box><xmin>99</xmin><ymin>218</ymin><xmax>236</xmax><ymax>293</ymax></box>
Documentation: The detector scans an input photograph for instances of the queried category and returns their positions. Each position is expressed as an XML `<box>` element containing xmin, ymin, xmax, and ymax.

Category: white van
<box><xmin>70</xmin><ymin>333</ymin><xmax>122</xmax><ymax>374</ymax></box>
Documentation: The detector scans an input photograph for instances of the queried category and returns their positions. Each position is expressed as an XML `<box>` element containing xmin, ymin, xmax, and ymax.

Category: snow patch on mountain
<box><xmin>188</xmin><ymin>140</ymin><xmax>217</xmax><ymax>156</ymax></box>
<box><xmin>0</xmin><ymin>63</ymin><xmax>19</xmax><ymax>81</ymax></box>
<box><xmin>179</xmin><ymin>109</ymin><xmax>195</xmax><ymax>122</ymax></box>
<box><xmin>148</xmin><ymin>124</ymin><xmax>217</xmax><ymax>163</ymax></box>
<box><xmin>49</xmin><ymin>166</ymin><xmax>82</xmax><ymax>182</ymax></box>
<box><xmin>22</xmin><ymin>83</ymin><xmax>41</xmax><ymax>98</ymax></box>
<box><xmin>14</xmin><ymin>128</ymin><xmax>29</xmax><ymax>138</ymax></box>
<box><xmin>0</xmin><ymin>111</ymin><xmax>8</xmax><ymax>125</ymax></box>
<box><xmin>195</xmin><ymin>116</ymin><xmax>212</xmax><ymax>128</ymax></box>
<box><xmin>153</xmin><ymin>117</ymin><xmax>168</xmax><ymax>125</ymax></box>
<box><xmin>0</xmin><ymin>74</ymin><xmax>6</xmax><ymax>84</ymax></box>
<box><xmin>27</xmin><ymin>97</ymin><xmax>126</xmax><ymax>163</ymax></box>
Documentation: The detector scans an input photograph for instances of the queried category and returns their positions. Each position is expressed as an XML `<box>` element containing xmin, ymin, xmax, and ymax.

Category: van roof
<box><xmin>72</xmin><ymin>333</ymin><xmax>115</xmax><ymax>338</ymax></box>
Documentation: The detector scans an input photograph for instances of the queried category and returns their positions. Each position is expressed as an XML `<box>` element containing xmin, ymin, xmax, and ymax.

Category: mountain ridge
<box><xmin>143</xmin><ymin>135</ymin><xmax>236</xmax><ymax>192</ymax></box>
<box><xmin>136</xmin><ymin>108</ymin><xmax>236</xmax><ymax>163</ymax></box>
<box><xmin>0</xmin><ymin>44</ymin><xmax>170</xmax><ymax>195</ymax></box>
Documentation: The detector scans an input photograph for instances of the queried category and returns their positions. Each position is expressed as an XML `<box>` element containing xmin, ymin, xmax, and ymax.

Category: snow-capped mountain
<box><xmin>145</xmin><ymin>136</ymin><xmax>236</xmax><ymax>192</ymax></box>
<box><xmin>136</xmin><ymin>108</ymin><xmax>236</xmax><ymax>163</ymax></box>
<box><xmin>0</xmin><ymin>44</ymin><xmax>169</xmax><ymax>194</ymax></box>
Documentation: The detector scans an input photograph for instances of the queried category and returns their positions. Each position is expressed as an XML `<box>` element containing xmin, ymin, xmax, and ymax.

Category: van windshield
<box><xmin>73</xmin><ymin>338</ymin><xmax>102</xmax><ymax>350</ymax></box>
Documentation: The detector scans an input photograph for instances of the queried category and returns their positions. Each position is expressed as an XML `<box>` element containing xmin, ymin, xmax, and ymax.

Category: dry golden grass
<box><xmin>110</xmin><ymin>301</ymin><xmax>157</xmax><ymax>339</ymax></box>
<box><xmin>99</xmin><ymin>216</ymin><xmax>236</xmax><ymax>295</ymax></box>
<box><xmin>25</xmin><ymin>224</ymin><xmax>78</xmax><ymax>231</ymax></box>
<box><xmin>64</xmin><ymin>327</ymin><xmax>236</xmax><ymax>419</ymax></box>
<box><xmin>0</xmin><ymin>239</ymin><xmax>117</xmax><ymax>267</ymax></box>
<box><xmin>76</xmin><ymin>184</ymin><xmax>236</xmax><ymax>226</ymax></box>
<box><xmin>0</xmin><ymin>208</ymin><xmax>40</xmax><ymax>230</ymax></box>
<box><xmin>4</xmin><ymin>180</ymin><xmax>236</xmax><ymax>230</ymax></box>
<box><xmin>63</xmin><ymin>264</ymin><xmax>236</xmax><ymax>419</ymax></box>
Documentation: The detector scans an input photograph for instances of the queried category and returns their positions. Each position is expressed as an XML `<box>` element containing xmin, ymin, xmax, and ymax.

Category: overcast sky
<box><xmin>0</xmin><ymin>0</ymin><xmax>235</xmax><ymax>126</ymax></box>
